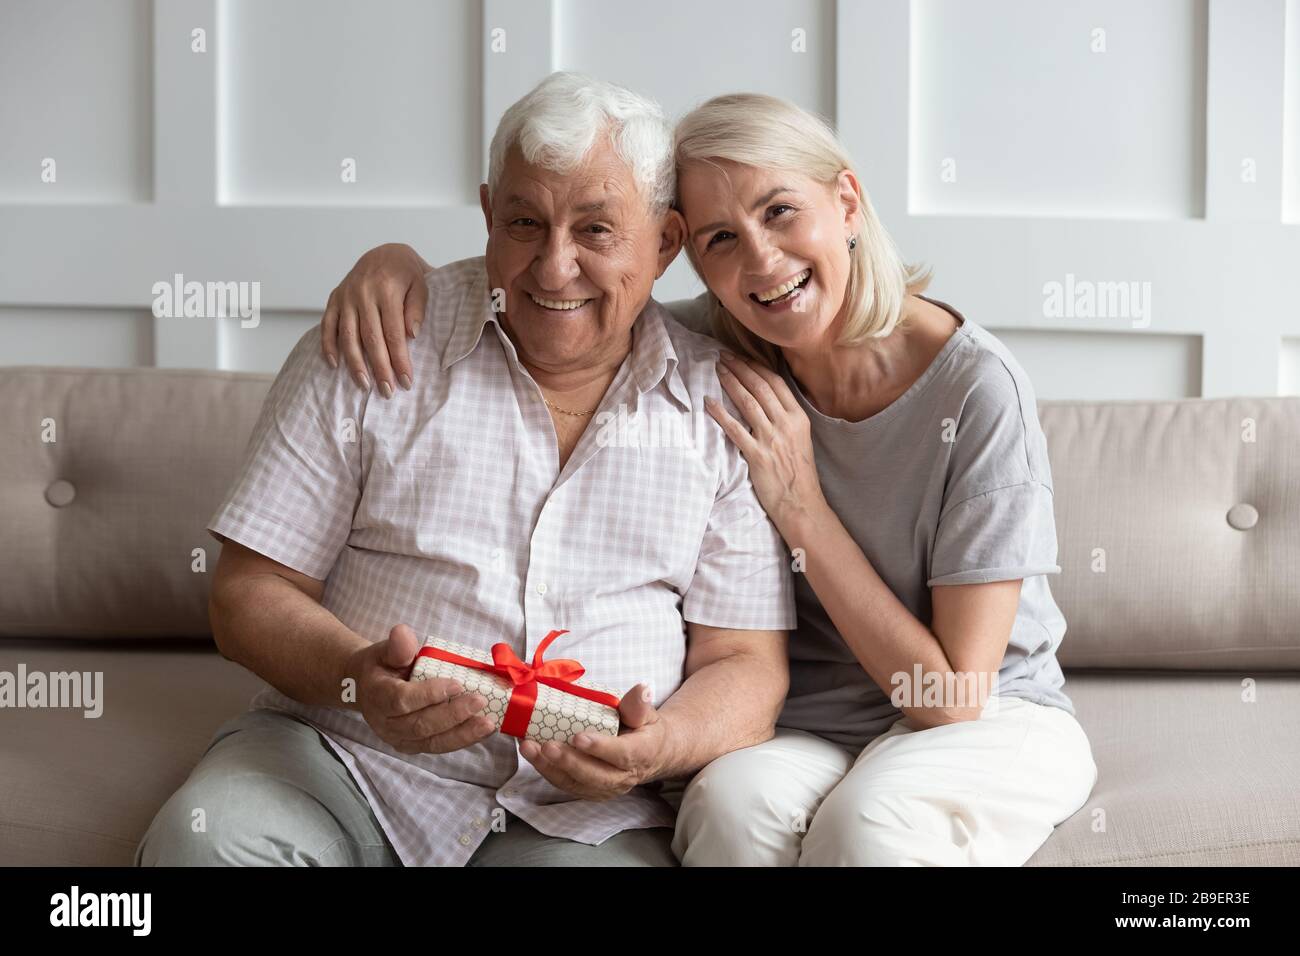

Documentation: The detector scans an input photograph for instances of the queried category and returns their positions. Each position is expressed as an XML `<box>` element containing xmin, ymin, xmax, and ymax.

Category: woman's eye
<box><xmin>768</xmin><ymin>204</ymin><xmax>795</xmax><ymax>219</ymax></box>
<box><xmin>586</xmin><ymin>224</ymin><xmax>609</xmax><ymax>234</ymax></box>
<box><xmin>706</xmin><ymin>230</ymin><xmax>734</xmax><ymax>249</ymax></box>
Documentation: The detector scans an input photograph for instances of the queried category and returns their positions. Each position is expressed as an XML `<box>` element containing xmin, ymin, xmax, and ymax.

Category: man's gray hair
<box><xmin>488</xmin><ymin>71</ymin><xmax>675</xmax><ymax>212</ymax></box>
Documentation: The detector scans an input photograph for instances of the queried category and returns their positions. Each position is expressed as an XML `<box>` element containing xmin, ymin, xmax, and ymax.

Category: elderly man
<box><xmin>134</xmin><ymin>72</ymin><xmax>795</xmax><ymax>866</ymax></box>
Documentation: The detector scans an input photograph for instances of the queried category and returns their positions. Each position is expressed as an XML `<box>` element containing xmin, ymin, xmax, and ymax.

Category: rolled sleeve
<box><xmin>682</xmin><ymin>442</ymin><xmax>797</xmax><ymax>632</ymax></box>
<box><xmin>207</xmin><ymin>328</ymin><xmax>365</xmax><ymax>580</ymax></box>
<box><xmin>927</xmin><ymin>480</ymin><xmax>1061</xmax><ymax>587</ymax></box>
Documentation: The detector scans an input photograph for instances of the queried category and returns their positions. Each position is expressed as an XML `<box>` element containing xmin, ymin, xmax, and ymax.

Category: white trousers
<box><xmin>671</xmin><ymin>696</ymin><xmax>1098</xmax><ymax>866</ymax></box>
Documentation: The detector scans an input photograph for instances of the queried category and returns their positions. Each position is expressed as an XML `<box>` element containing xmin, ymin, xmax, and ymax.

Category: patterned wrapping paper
<box><xmin>409</xmin><ymin>634</ymin><xmax>622</xmax><ymax>745</ymax></box>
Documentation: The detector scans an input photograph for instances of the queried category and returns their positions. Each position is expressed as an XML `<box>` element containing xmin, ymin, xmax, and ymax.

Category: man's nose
<box><xmin>533</xmin><ymin>231</ymin><xmax>581</xmax><ymax>290</ymax></box>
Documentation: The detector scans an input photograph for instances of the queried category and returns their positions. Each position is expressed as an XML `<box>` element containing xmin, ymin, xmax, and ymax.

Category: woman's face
<box><xmin>678</xmin><ymin>159</ymin><xmax>860</xmax><ymax>353</ymax></box>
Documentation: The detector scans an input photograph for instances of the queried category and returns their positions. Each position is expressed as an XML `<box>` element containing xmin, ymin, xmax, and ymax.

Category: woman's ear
<box><xmin>836</xmin><ymin>169</ymin><xmax>863</xmax><ymax>235</ymax></box>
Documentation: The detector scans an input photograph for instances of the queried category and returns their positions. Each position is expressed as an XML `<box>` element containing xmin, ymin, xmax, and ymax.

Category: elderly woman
<box><xmin>319</xmin><ymin>82</ymin><xmax>1098</xmax><ymax>866</ymax></box>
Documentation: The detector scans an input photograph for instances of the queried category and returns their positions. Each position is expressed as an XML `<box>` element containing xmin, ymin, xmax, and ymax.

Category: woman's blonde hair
<box><xmin>674</xmin><ymin>93</ymin><xmax>930</xmax><ymax>366</ymax></box>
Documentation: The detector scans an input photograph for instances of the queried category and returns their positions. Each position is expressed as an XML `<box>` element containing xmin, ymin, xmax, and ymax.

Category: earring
<box><xmin>847</xmin><ymin>235</ymin><xmax>858</xmax><ymax>250</ymax></box>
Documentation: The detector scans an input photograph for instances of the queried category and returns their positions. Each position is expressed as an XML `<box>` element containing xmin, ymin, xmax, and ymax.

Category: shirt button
<box><xmin>536</xmin><ymin>582</ymin><xmax>548</xmax><ymax>595</ymax></box>
<box><xmin>472</xmin><ymin>818</ymin><xmax>486</xmax><ymax>829</ymax></box>
<box><xmin>459</xmin><ymin>834</ymin><xmax>471</xmax><ymax>846</ymax></box>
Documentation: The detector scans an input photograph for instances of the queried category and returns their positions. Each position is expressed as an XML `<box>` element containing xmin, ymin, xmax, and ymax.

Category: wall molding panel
<box><xmin>0</xmin><ymin>0</ymin><xmax>1296</xmax><ymax>399</ymax></box>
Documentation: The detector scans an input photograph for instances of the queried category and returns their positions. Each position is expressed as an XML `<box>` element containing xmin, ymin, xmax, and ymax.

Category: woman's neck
<box><xmin>782</xmin><ymin>304</ymin><xmax>917</xmax><ymax>422</ymax></box>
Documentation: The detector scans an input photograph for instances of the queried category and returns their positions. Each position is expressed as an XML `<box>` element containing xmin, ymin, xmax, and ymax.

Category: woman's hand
<box><xmin>321</xmin><ymin>243</ymin><xmax>431</xmax><ymax>398</ymax></box>
<box><xmin>705</xmin><ymin>352</ymin><xmax>829</xmax><ymax>533</ymax></box>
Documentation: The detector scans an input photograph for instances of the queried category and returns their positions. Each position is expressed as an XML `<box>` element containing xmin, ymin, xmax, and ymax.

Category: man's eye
<box><xmin>510</xmin><ymin>218</ymin><xmax>538</xmax><ymax>228</ymax></box>
<box><xmin>586</xmin><ymin>224</ymin><xmax>609</xmax><ymax>234</ymax></box>
<box><xmin>706</xmin><ymin>230</ymin><xmax>734</xmax><ymax>248</ymax></box>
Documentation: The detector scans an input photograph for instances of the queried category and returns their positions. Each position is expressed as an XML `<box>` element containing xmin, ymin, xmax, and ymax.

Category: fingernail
<box><xmin>448</xmin><ymin>683</ymin><xmax>464</xmax><ymax>696</ymax></box>
<box><xmin>642</xmin><ymin>686</ymin><xmax>652</xmax><ymax>702</ymax></box>
<box><xmin>574</xmin><ymin>734</ymin><xmax>591</xmax><ymax>748</ymax></box>
<box><xmin>398</xmin><ymin>373</ymin><xmax>412</xmax><ymax>391</ymax></box>
<box><xmin>379</xmin><ymin>380</ymin><xmax>394</xmax><ymax>400</ymax></box>
<box><xmin>358</xmin><ymin>372</ymin><xmax>370</xmax><ymax>391</ymax></box>
<box><xmin>326</xmin><ymin>354</ymin><xmax>338</xmax><ymax>369</ymax></box>
<box><xmin>413</xmin><ymin>322</ymin><xmax>422</xmax><ymax>337</ymax></box>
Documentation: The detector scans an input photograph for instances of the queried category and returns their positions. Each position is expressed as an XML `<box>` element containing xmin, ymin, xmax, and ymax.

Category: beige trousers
<box><xmin>672</xmin><ymin>696</ymin><xmax>1098</xmax><ymax>866</ymax></box>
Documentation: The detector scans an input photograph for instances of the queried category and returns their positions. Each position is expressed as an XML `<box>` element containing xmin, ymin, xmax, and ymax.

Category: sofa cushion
<box><xmin>0</xmin><ymin>367</ymin><xmax>273</xmax><ymax>638</ymax></box>
<box><xmin>1027</xmin><ymin>671</ymin><xmax>1300</xmax><ymax>865</ymax></box>
<box><xmin>4</xmin><ymin>637</ymin><xmax>1295</xmax><ymax>866</ymax></box>
<box><xmin>0</xmin><ymin>639</ymin><xmax>264</xmax><ymax>865</ymax></box>
<box><xmin>1041</xmin><ymin>397</ymin><xmax>1300</xmax><ymax>670</ymax></box>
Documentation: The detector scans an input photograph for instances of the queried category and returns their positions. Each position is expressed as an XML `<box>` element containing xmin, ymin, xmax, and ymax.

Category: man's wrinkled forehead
<box><xmin>494</xmin><ymin>145</ymin><xmax>641</xmax><ymax>217</ymax></box>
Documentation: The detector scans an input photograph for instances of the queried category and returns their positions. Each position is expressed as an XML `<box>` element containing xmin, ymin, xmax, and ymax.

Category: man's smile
<box><xmin>526</xmin><ymin>292</ymin><xmax>595</xmax><ymax>312</ymax></box>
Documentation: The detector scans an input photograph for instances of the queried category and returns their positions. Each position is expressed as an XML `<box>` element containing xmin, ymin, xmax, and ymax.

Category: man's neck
<box><xmin>524</xmin><ymin>359</ymin><xmax>623</xmax><ymax>397</ymax></box>
<box><xmin>518</xmin><ymin>330</ymin><xmax>633</xmax><ymax>398</ymax></box>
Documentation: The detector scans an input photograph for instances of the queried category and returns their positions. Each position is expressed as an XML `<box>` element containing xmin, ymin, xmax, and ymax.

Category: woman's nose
<box><xmin>741</xmin><ymin>233</ymin><xmax>783</xmax><ymax>277</ymax></box>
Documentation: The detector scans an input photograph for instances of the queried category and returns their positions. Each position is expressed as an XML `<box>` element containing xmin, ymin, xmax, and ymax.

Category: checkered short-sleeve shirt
<box><xmin>208</xmin><ymin>256</ymin><xmax>796</xmax><ymax>866</ymax></box>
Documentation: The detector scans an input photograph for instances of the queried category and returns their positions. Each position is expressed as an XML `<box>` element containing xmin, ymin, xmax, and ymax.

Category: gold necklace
<box><xmin>543</xmin><ymin>395</ymin><xmax>597</xmax><ymax>418</ymax></box>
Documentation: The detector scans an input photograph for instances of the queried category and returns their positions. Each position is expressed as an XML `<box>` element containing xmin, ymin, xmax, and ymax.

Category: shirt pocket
<box><xmin>356</xmin><ymin>454</ymin><xmax>468</xmax><ymax>558</ymax></box>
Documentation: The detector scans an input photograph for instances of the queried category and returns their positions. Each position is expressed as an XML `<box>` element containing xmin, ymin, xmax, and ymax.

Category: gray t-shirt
<box><xmin>663</xmin><ymin>293</ymin><xmax>1073</xmax><ymax>751</ymax></box>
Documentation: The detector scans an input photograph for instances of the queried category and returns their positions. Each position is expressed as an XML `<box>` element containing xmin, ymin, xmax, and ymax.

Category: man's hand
<box><xmin>343</xmin><ymin>623</ymin><xmax>496</xmax><ymax>755</ymax></box>
<box><xmin>518</xmin><ymin>683</ymin><xmax>673</xmax><ymax>800</ymax></box>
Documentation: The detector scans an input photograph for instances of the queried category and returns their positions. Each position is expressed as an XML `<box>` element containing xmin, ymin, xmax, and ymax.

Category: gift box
<box><xmin>408</xmin><ymin>629</ymin><xmax>621</xmax><ymax>745</ymax></box>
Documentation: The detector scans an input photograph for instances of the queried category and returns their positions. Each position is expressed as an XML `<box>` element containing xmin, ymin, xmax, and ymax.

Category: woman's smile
<box><xmin>750</xmin><ymin>267</ymin><xmax>813</xmax><ymax>311</ymax></box>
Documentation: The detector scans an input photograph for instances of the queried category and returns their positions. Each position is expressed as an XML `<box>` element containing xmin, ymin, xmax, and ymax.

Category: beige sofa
<box><xmin>2</xmin><ymin>362</ymin><xmax>1298</xmax><ymax>867</ymax></box>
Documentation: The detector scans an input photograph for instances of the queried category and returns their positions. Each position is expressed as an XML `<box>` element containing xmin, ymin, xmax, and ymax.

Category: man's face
<box><xmin>480</xmin><ymin>138</ymin><xmax>683</xmax><ymax>374</ymax></box>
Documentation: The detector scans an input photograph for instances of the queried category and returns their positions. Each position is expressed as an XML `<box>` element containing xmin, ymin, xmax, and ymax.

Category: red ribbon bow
<box><xmin>414</xmin><ymin>629</ymin><xmax>621</xmax><ymax>738</ymax></box>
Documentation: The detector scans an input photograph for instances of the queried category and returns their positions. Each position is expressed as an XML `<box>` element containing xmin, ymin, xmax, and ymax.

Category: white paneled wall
<box><xmin>0</xmin><ymin>0</ymin><xmax>153</xmax><ymax>203</ymax></box>
<box><xmin>0</xmin><ymin>307</ymin><xmax>153</xmax><ymax>367</ymax></box>
<box><xmin>1282</xmin><ymin>337</ymin><xmax>1300</xmax><ymax>392</ymax></box>
<box><xmin>1284</xmin><ymin>0</ymin><xmax>1300</xmax><ymax>222</ymax></box>
<box><xmin>217</xmin><ymin>0</ymin><xmax>481</xmax><ymax>206</ymax></box>
<box><xmin>1</xmin><ymin>0</ymin><xmax>1298</xmax><ymax>401</ymax></box>
<box><xmin>910</xmin><ymin>0</ymin><xmax>1207</xmax><ymax>220</ymax></box>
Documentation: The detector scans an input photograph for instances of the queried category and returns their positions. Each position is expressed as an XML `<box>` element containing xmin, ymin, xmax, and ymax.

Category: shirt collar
<box><xmin>441</xmin><ymin>276</ymin><xmax>691</xmax><ymax>412</ymax></box>
<box><xmin>625</xmin><ymin>299</ymin><xmax>692</xmax><ymax>412</ymax></box>
<box><xmin>440</xmin><ymin>269</ymin><xmax>496</xmax><ymax>371</ymax></box>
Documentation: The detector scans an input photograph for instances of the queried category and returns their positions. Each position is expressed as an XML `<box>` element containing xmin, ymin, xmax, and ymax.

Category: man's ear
<box><xmin>479</xmin><ymin>183</ymin><xmax>492</xmax><ymax>233</ymax></box>
<box><xmin>836</xmin><ymin>170</ymin><xmax>863</xmax><ymax>235</ymax></box>
<box><xmin>656</xmin><ymin>207</ymin><xmax>686</xmax><ymax>278</ymax></box>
